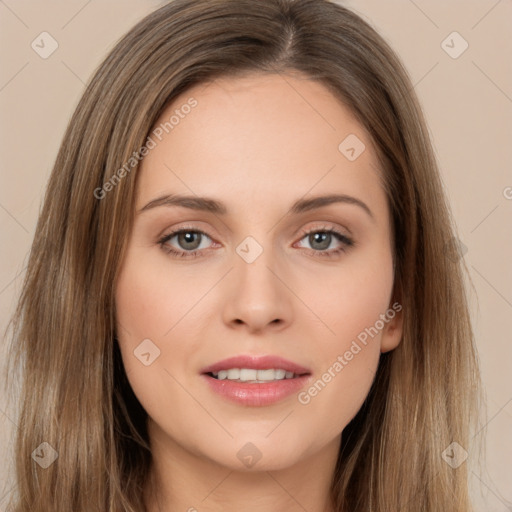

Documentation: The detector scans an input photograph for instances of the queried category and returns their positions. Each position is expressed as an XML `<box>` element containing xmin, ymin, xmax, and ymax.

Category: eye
<box><xmin>157</xmin><ymin>225</ymin><xmax>354</xmax><ymax>259</ymax></box>
<box><xmin>295</xmin><ymin>226</ymin><xmax>354</xmax><ymax>258</ymax></box>
<box><xmin>158</xmin><ymin>227</ymin><xmax>215</xmax><ymax>258</ymax></box>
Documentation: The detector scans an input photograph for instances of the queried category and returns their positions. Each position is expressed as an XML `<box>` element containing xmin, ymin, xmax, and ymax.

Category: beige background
<box><xmin>0</xmin><ymin>0</ymin><xmax>511</xmax><ymax>510</ymax></box>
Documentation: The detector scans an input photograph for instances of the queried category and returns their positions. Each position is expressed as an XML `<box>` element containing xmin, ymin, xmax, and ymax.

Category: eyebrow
<box><xmin>138</xmin><ymin>193</ymin><xmax>374</xmax><ymax>220</ymax></box>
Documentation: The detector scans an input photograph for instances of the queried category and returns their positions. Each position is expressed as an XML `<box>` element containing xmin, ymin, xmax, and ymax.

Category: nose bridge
<box><xmin>235</xmin><ymin>231</ymin><xmax>283</xmax><ymax>297</ymax></box>
<box><xmin>222</xmin><ymin>231</ymin><xmax>293</xmax><ymax>331</ymax></box>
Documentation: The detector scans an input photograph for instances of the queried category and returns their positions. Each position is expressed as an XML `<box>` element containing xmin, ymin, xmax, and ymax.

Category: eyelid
<box><xmin>295</xmin><ymin>222</ymin><xmax>351</xmax><ymax>240</ymax></box>
<box><xmin>158</xmin><ymin>225</ymin><xmax>217</xmax><ymax>249</ymax></box>
<box><xmin>293</xmin><ymin>224</ymin><xmax>353</xmax><ymax>254</ymax></box>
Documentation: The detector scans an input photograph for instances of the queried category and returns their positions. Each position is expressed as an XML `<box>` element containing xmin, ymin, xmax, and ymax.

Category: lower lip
<box><xmin>201</xmin><ymin>374</ymin><xmax>311</xmax><ymax>406</ymax></box>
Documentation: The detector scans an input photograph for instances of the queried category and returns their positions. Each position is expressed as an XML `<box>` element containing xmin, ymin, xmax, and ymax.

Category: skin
<box><xmin>115</xmin><ymin>71</ymin><xmax>403</xmax><ymax>512</ymax></box>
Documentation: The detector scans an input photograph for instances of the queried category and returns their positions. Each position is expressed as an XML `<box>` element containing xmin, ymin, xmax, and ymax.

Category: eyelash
<box><xmin>157</xmin><ymin>225</ymin><xmax>354</xmax><ymax>259</ymax></box>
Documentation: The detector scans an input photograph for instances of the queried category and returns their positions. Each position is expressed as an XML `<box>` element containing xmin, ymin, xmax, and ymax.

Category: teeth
<box><xmin>227</xmin><ymin>368</ymin><xmax>240</xmax><ymax>380</ymax></box>
<box><xmin>275</xmin><ymin>369</ymin><xmax>286</xmax><ymax>379</ymax></box>
<box><xmin>240</xmin><ymin>369</ymin><xmax>258</xmax><ymax>381</ymax></box>
<box><xmin>211</xmin><ymin>368</ymin><xmax>298</xmax><ymax>382</ymax></box>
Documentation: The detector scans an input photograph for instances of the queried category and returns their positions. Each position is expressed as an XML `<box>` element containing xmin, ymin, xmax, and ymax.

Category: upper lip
<box><xmin>200</xmin><ymin>355</ymin><xmax>311</xmax><ymax>375</ymax></box>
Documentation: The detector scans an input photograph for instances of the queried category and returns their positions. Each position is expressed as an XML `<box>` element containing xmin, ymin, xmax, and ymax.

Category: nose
<box><xmin>221</xmin><ymin>243</ymin><xmax>294</xmax><ymax>334</ymax></box>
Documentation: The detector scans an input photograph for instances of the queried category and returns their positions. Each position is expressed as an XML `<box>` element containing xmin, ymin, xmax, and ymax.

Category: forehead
<box><xmin>137</xmin><ymin>72</ymin><xmax>385</xmax><ymax>214</ymax></box>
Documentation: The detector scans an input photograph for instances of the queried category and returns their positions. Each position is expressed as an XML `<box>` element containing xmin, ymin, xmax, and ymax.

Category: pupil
<box><xmin>179</xmin><ymin>232</ymin><xmax>200</xmax><ymax>250</ymax></box>
<box><xmin>311</xmin><ymin>232</ymin><xmax>330</xmax><ymax>250</ymax></box>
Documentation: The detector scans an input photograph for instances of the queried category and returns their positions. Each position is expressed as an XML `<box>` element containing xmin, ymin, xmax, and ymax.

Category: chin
<box><xmin>201</xmin><ymin>434</ymin><xmax>310</xmax><ymax>472</ymax></box>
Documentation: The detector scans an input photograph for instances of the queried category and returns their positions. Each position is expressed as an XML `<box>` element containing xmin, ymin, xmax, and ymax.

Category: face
<box><xmin>115</xmin><ymin>72</ymin><xmax>403</xmax><ymax>472</ymax></box>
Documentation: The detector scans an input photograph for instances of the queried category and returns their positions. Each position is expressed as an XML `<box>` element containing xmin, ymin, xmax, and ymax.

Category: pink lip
<box><xmin>200</xmin><ymin>355</ymin><xmax>312</xmax><ymax>407</ymax></box>
<box><xmin>200</xmin><ymin>355</ymin><xmax>311</xmax><ymax>375</ymax></box>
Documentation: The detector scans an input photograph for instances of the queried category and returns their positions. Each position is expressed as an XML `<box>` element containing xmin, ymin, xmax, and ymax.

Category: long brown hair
<box><xmin>4</xmin><ymin>0</ymin><xmax>481</xmax><ymax>510</ymax></box>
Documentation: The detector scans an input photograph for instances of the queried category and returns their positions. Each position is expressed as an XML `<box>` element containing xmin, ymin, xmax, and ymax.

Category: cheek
<box><xmin>115</xmin><ymin>249</ymin><xmax>201</xmax><ymax>341</ymax></box>
<box><xmin>296</xmin><ymin>348</ymin><xmax>380</xmax><ymax>446</ymax></box>
<box><xmin>114</xmin><ymin>249</ymin><xmax>211</xmax><ymax>423</ymax></box>
<box><xmin>294</xmin><ymin>244</ymin><xmax>393</xmax><ymax>432</ymax></box>
<box><xmin>304</xmin><ymin>238</ymin><xmax>394</xmax><ymax>354</ymax></box>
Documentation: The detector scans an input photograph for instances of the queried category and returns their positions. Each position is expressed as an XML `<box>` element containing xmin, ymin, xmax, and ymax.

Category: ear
<box><xmin>380</xmin><ymin>285</ymin><xmax>404</xmax><ymax>354</ymax></box>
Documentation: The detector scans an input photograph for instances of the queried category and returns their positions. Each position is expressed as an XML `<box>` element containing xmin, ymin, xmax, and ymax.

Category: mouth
<box><xmin>205</xmin><ymin>368</ymin><xmax>307</xmax><ymax>383</ymax></box>
<box><xmin>200</xmin><ymin>355</ymin><xmax>312</xmax><ymax>406</ymax></box>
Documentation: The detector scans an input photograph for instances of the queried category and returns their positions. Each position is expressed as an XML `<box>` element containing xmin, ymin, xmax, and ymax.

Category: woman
<box><xmin>4</xmin><ymin>0</ymin><xmax>481</xmax><ymax>510</ymax></box>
